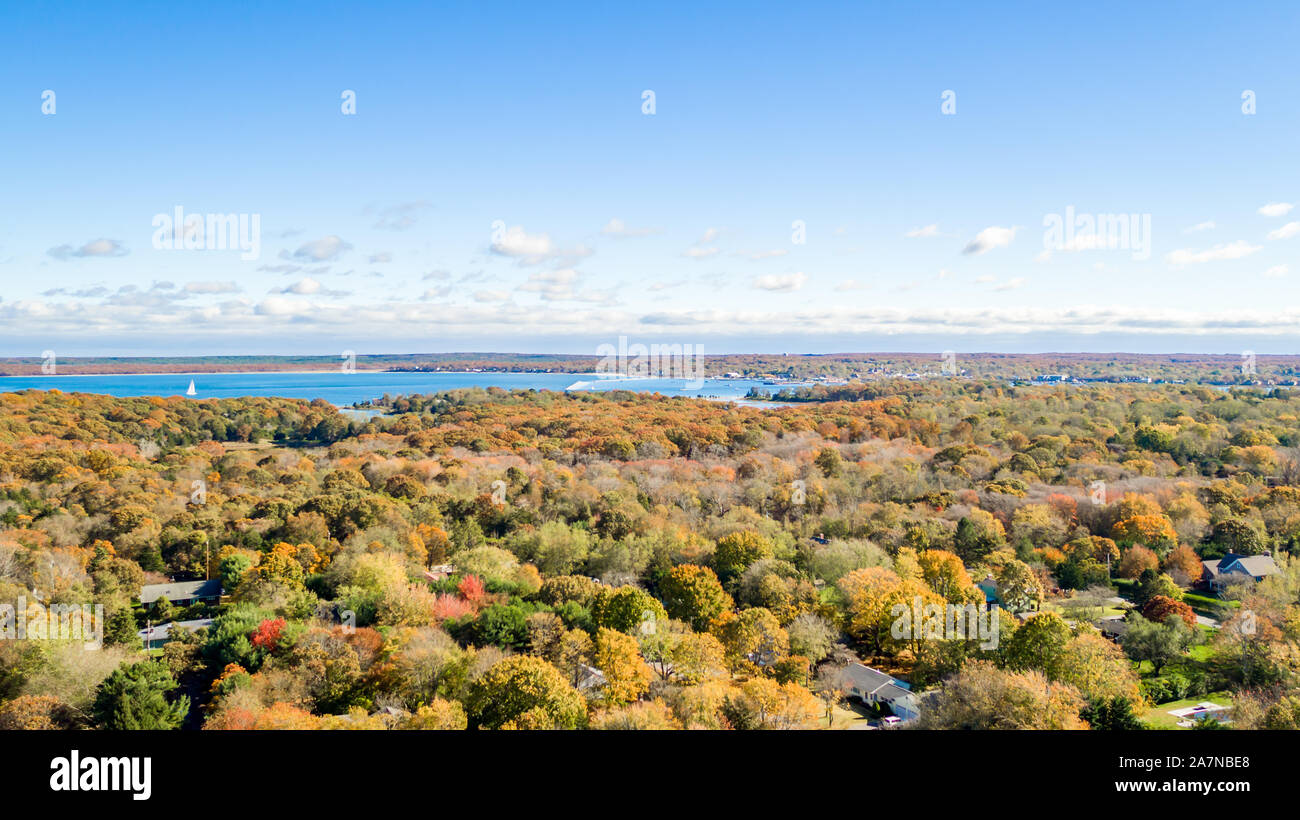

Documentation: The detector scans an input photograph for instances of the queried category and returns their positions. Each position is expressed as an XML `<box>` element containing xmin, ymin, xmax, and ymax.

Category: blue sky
<box><xmin>1</xmin><ymin>0</ymin><xmax>1298</xmax><ymax>356</ymax></box>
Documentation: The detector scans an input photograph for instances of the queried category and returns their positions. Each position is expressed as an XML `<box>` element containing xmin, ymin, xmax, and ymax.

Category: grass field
<box><xmin>1141</xmin><ymin>692</ymin><xmax>1232</xmax><ymax>730</ymax></box>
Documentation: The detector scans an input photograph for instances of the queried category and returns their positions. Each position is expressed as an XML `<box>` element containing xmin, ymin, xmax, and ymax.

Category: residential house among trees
<box><xmin>843</xmin><ymin>663</ymin><xmax>921</xmax><ymax>722</ymax></box>
<box><xmin>139</xmin><ymin>579</ymin><xmax>224</xmax><ymax>607</ymax></box>
<box><xmin>1200</xmin><ymin>553</ymin><xmax>1280</xmax><ymax>594</ymax></box>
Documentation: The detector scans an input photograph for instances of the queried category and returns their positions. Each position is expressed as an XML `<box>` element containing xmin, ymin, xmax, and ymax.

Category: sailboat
<box><xmin>185</xmin><ymin>380</ymin><xmax>197</xmax><ymax>397</ymax></box>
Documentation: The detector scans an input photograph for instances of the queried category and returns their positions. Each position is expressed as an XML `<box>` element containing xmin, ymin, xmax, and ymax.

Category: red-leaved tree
<box><xmin>458</xmin><ymin>574</ymin><xmax>486</xmax><ymax>607</ymax></box>
<box><xmin>251</xmin><ymin>618</ymin><xmax>287</xmax><ymax>650</ymax></box>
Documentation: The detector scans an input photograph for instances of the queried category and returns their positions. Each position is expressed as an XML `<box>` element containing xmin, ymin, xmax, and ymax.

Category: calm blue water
<box><xmin>0</xmin><ymin>371</ymin><xmax>780</xmax><ymax>406</ymax></box>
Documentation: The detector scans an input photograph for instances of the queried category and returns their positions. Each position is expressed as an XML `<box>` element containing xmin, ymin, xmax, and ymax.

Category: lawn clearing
<box><xmin>1141</xmin><ymin>692</ymin><xmax>1232</xmax><ymax>730</ymax></box>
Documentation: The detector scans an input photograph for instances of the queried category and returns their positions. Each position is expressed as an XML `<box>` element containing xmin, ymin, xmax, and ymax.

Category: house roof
<box><xmin>422</xmin><ymin>565</ymin><xmax>456</xmax><ymax>582</ymax></box>
<box><xmin>844</xmin><ymin>663</ymin><xmax>914</xmax><ymax>702</ymax></box>
<box><xmin>1224</xmin><ymin>554</ymin><xmax>1279</xmax><ymax>577</ymax></box>
<box><xmin>877</xmin><ymin>682</ymin><xmax>915</xmax><ymax>703</ymax></box>
<box><xmin>844</xmin><ymin>662</ymin><xmax>895</xmax><ymax>693</ymax></box>
<box><xmin>842</xmin><ymin>665</ymin><xmax>923</xmax><ymax>719</ymax></box>
<box><xmin>140</xmin><ymin>579</ymin><xmax>223</xmax><ymax>604</ymax></box>
<box><xmin>1096</xmin><ymin>618</ymin><xmax>1128</xmax><ymax>637</ymax></box>
<box><xmin>1206</xmin><ymin>553</ymin><xmax>1280</xmax><ymax>580</ymax></box>
<box><xmin>575</xmin><ymin>664</ymin><xmax>606</xmax><ymax>691</ymax></box>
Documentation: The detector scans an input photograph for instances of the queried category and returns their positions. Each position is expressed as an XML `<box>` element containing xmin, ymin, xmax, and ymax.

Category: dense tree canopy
<box><xmin>2</xmin><ymin>381</ymin><xmax>1300</xmax><ymax>731</ymax></box>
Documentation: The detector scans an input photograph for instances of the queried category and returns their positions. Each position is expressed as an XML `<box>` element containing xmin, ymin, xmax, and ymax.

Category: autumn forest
<box><xmin>2</xmin><ymin>380</ymin><xmax>1300</xmax><ymax>730</ymax></box>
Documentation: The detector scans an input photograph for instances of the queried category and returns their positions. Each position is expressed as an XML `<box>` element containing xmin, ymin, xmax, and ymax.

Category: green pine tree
<box><xmin>92</xmin><ymin>661</ymin><xmax>190</xmax><ymax>730</ymax></box>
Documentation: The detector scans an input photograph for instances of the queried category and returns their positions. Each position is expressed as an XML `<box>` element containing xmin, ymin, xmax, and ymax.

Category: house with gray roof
<box><xmin>1200</xmin><ymin>553</ymin><xmax>1280</xmax><ymax>594</ymax></box>
<box><xmin>139</xmin><ymin>578</ymin><xmax>224</xmax><ymax>606</ymax></box>
<box><xmin>574</xmin><ymin>663</ymin><xmax>607</xmax><ymax>693</ymax></box>
<box><xmin>843</xmin><ymin>663</ymin><xmax>922</xmax><ymax>722</ymax></box>
<box><xmin>1095</xmin><ymin>616</ymin><xmax>1129</xmax><ymax>641</ymax></box>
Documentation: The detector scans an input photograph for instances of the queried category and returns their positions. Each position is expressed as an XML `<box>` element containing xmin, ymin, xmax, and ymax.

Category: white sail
<box><xmin>186</xmin><ymin>380</ymin><xmax>197</xmax><ymax>396</ymax></box>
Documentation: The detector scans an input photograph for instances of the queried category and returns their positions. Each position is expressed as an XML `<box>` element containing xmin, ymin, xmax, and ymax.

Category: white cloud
<box><xmin>517</xmin><ymin>268</ymin><xmax>608</xmax><ymax>302</ymax></box>
<box><xmin>13</xmin><ymin>297</ymin><xmax>1300</xmax><ymax>343</ymax></box>
<box><xmin>904</xmin><ymin>224</ymin><xmax>940</xmax><ymax>238</ymax></box>
<box><xmin>753</xmin><ymin>272</ymin><xmax>807</xmax><ymax>292</ymax></box>
<box><xmin>834</xmin><ymin>279</ymin><xmax>870</xmax><ymax>291</ymax></box>
<box><xmin>368</xmin><ymin>252</ymin><xmax>393</xmax><ymax>263</ymax></box>
<box><xmin>745</xmin><ymin>249</ymin><xmax>789</xmax><ymax>260</ymax></box>
<box><xmin>1165</xmin><ymin>240</ymin><xmax>1261</xmax><ymax>265</ymax></box>
<box><xmin>255</xmin><ymin>296</ymin><xmax>314</xmax><ymax>316</ymax></box>
<box><xmin>290</xmin><ymin>235</ymin><xmax>352</xmax><ymax>262</ymax></box>
<box><xmin>272</xmin><ymin>277</ymin><xmax>322</xmax><ymax>295</ymax></box>
<box><xmin>1266</xmin><ymin>221</ymin><xmax>1300</xmax><ymax>240</ymax></box>
<box><xmin>492</xmin><ymin>226</ymin><xmax>552</xmax><ymax>257</ymax></box>
<box><xmin>473</xmin><ymin>290</ymin><xmax>510</xmax><ymax>303</ymax></box>
<box><xmin>1183</xmin><ymin>220</ymin><xmax>1215</xmax><ymax>233</ymax></box>
<box><xmin>490</xmin><ymin>225</ymin><xmax>591</xmax><ymax>266</ymax></box>
<box><xmin>1258</xmin><ymin>202</ymin><xmax>1294</xmax><ymax>217</ymax></box>
<box><xmin>961</xmin><ymin>226</ymin><xmax>1019</xmax><ymax>255</ymax></box>
<box><xmin>520</xmin><ymin>266</ymin><xmax>567</xmax><ymax>296</ymax></box>
<box><xmin>994</xmin><ymin>277</ymin><xmax>1027</xmax><ymax>292</ymax></box>
<box><xmin>41</xmin><ymin>286</ymin><xmax>109</xmax><ymax>298</ymax></box>
<box><xmin>698</xmin><ymin>227</ymin><xmax>720</xmax><ymax>244</ymax></box>
<box><xmin>1264</xmin><ymin>265</ymin><xmax>1289</xmax><ymax>279</ymax></box>
<box><xmin>47</xmin><ymin>238</ymin><xmax>129</xmax><ymax>259</ymax></box>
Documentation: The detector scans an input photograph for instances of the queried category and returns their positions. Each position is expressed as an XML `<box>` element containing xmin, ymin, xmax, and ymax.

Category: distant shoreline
<box><xmin>0</xmin><ymin>368</ymin><xmax>600</xmax><ymax>379</ymax></box>
<box><xmin>0</xmin><ymin>351</ymin><xmax>1295</xmax><ymax>385</ymax></box>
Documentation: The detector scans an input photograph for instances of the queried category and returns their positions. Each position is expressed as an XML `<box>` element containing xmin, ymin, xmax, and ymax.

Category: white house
<box><xmin>843</xmin><ymin>663</ymin><xmax>921</xmax><ymax>722</ymax></box>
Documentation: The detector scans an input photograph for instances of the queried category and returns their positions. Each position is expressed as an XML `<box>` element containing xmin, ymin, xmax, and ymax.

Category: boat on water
<box><xmin>186</xmin><ymin>380</ymin><xmax>197</xmax><ymax>396</ymax></box>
